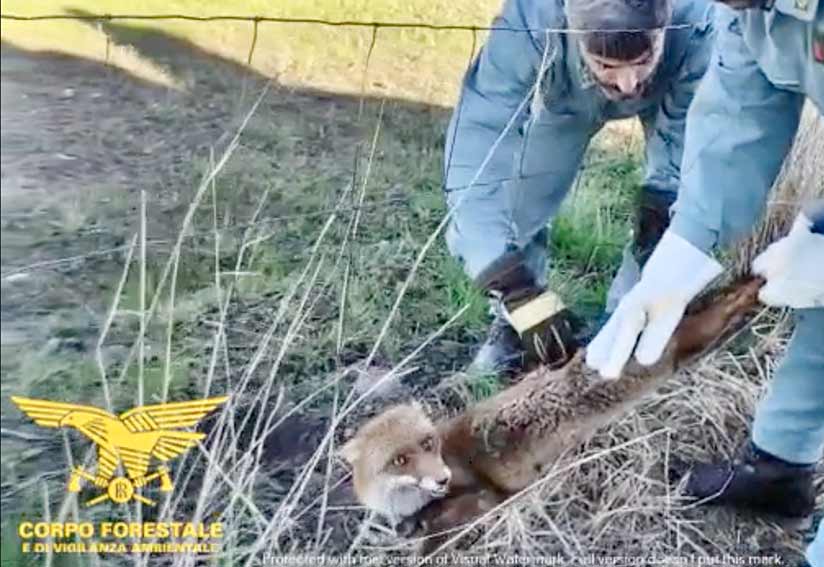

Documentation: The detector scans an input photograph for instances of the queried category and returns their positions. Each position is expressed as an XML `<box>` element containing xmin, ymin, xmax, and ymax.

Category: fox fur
<box><xmin>340</xmin><ymin>277</ymin><xmax>765</xmax><ymax>554</ymax></box>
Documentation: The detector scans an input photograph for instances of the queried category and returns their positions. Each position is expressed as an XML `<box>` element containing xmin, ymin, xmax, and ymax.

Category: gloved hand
<box><xmin>752</xmin><ymin>212</ymin><xmax>824</xmax><ymax>309</ymax></box>
<box><xmin>586</xmin><ymin>230</ymin><xmax>724</xmax><ymax>379</ymax></box>
<box><xmin>474</xmin><ymin>250</ymin><xmax>580</xmax><ymax>370</ymax></box>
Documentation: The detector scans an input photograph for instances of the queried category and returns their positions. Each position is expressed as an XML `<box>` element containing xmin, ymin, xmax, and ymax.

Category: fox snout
<box><xmin>436</xmin><ymin>471</ymin><xmax>451</xmax><ymax>487</ymax></box>
<box><xmin>419</xmin><ymin>463</ymin><xmax>452</xmax><ymax>495</ymax></box>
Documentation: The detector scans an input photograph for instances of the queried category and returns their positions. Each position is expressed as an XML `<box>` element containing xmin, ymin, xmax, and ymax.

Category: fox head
<box><xmin>340</xmin><ymin>402</ymin><xmax>451</xmax><ymax>524</ymax></box>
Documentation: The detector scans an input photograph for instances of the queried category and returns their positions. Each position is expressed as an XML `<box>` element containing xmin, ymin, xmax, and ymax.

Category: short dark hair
<box><xmin>583</xmin><ymin>31</ymin><xmax>652</xmax><ymax>61</ymax></box>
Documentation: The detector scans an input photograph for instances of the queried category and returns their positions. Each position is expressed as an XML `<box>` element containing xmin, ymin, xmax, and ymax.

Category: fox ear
<box><xmin>339</xmin><ymin>437</ymin><xmax>361</xmax><ymax>466</ymax></box>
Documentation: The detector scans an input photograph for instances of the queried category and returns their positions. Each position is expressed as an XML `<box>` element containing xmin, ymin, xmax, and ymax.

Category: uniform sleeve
<box><xmin>443</xmin><ymin>0</ymin><xmax>556</xmax><ymax>194</ymax></box>
<box><xmin>640</xmin><ymin>6</ymin><xmax>714</xmax><ymax>194</ymax></box>
<box><xmin>669</xmin><ymin>6</ymin><xmax>806</xmax><ymax>253</ymax></box>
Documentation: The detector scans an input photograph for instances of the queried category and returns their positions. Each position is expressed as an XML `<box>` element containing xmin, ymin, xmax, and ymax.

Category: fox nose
<box><xmin>436</xmin><ymin>473</ymin><xmax>450</xmax><ymax>488</ymax></box>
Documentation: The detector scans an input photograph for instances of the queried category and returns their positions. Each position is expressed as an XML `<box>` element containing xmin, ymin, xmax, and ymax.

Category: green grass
<box><xmin>464</xmin><ymin>370</ymin><xmax>504</xmax><ymax>401</ymax></box>
<box><xmin>550</xmin><ymin>147</ymin><xmax>642</xmax><ymax>317</ymax></box>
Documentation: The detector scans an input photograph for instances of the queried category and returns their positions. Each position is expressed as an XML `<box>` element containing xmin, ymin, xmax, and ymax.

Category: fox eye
<box><xmin>393</xmin><ymin>454</ymin><xmax>407</xmax><ymax>467</ymax></box>
<box><xmin>420</xmin><ymin>436</ymin><xmax>435</xmax><ymax>452</ymax></box>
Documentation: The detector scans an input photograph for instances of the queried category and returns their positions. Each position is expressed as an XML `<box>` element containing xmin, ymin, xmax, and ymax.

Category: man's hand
<box><xmin>752</xmin><ymin>212</ymin><xmax>824</xmax><ymax>309</ymax></box>
<box><xmin>473</xmin><ymin>250</ymin><xmax>580</xmax><ymax>370</ymax></box>
<box><xmin>586</xmin><ymin>230</ymin><xmax>724</xmax><ymax>379</ymax></box>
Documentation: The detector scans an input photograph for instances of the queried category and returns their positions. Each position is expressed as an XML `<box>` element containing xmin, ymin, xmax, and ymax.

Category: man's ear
<box><xmin>339</xmin><ymin>437</ymin><xmax>361</xmax><ymax>466</ymax></box>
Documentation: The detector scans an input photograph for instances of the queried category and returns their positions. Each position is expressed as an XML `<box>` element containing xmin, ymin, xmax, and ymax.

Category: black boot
<box><xmin>679</xmin><ymin>443</ymin><xmax>816</xmax><ymax>524</ymax></box>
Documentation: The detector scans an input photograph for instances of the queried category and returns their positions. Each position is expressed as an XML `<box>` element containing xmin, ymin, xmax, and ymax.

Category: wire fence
<box><xmin>0</xmin><ymin>12</ymin><xmax>698</xmax><ymax>64</ymax></box>
<box><xmin>0</xmin><ymin>10</ymin><xmax>662</xmax><ymax>278</ymax></box>
<box><xmin>0</xmin><ymin>12</ymin><xmax>697</xmax><ymax>32</ymax></box>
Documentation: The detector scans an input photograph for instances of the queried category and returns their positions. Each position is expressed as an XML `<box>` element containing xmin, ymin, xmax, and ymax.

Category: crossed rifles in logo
<box><xmin>11</xmin><ymin>396</ymin><xmax>228</xmax><ymax>507</ymax></box>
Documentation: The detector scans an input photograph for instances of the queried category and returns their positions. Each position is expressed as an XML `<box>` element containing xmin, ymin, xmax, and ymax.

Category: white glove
<box><xmin>752</xmin><ymin>213</ymin><xmax>824</xmax><ymax>309</ymax></box>
<box><xmin>586</xmin><ymin>230</ymin><xmax>724</xmax><ymax>379</ymax></box>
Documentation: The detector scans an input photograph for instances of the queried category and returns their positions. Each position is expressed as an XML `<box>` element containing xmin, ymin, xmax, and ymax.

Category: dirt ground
<box><xmin>1</xmin><ymin>39</ymin><xmax>242</xmax><ymax>359</ymax></box>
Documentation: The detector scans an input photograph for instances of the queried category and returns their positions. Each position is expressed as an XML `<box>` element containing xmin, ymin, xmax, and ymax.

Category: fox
<box><xmin>339</xmin><ymin>276</ymin><xmax>766</xmax><ymax>553</ymax></box>
<box><xmin>339</xmin><ymin>403</ymin><xmax>452</xmax><ymax>525</ymax></box>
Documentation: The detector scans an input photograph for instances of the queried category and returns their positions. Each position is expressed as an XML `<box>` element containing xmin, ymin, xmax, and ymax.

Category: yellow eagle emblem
<box><xmin>11</xmin><ymin>395</ymin><xmax>228</xmax><ymax>507</ymax></box>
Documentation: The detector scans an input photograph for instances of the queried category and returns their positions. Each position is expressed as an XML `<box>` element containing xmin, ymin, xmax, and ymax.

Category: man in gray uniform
<box><xmin>443</xmin><ymin>0</ymin><xmax>715</xmax><ymax>373</ymax></box>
